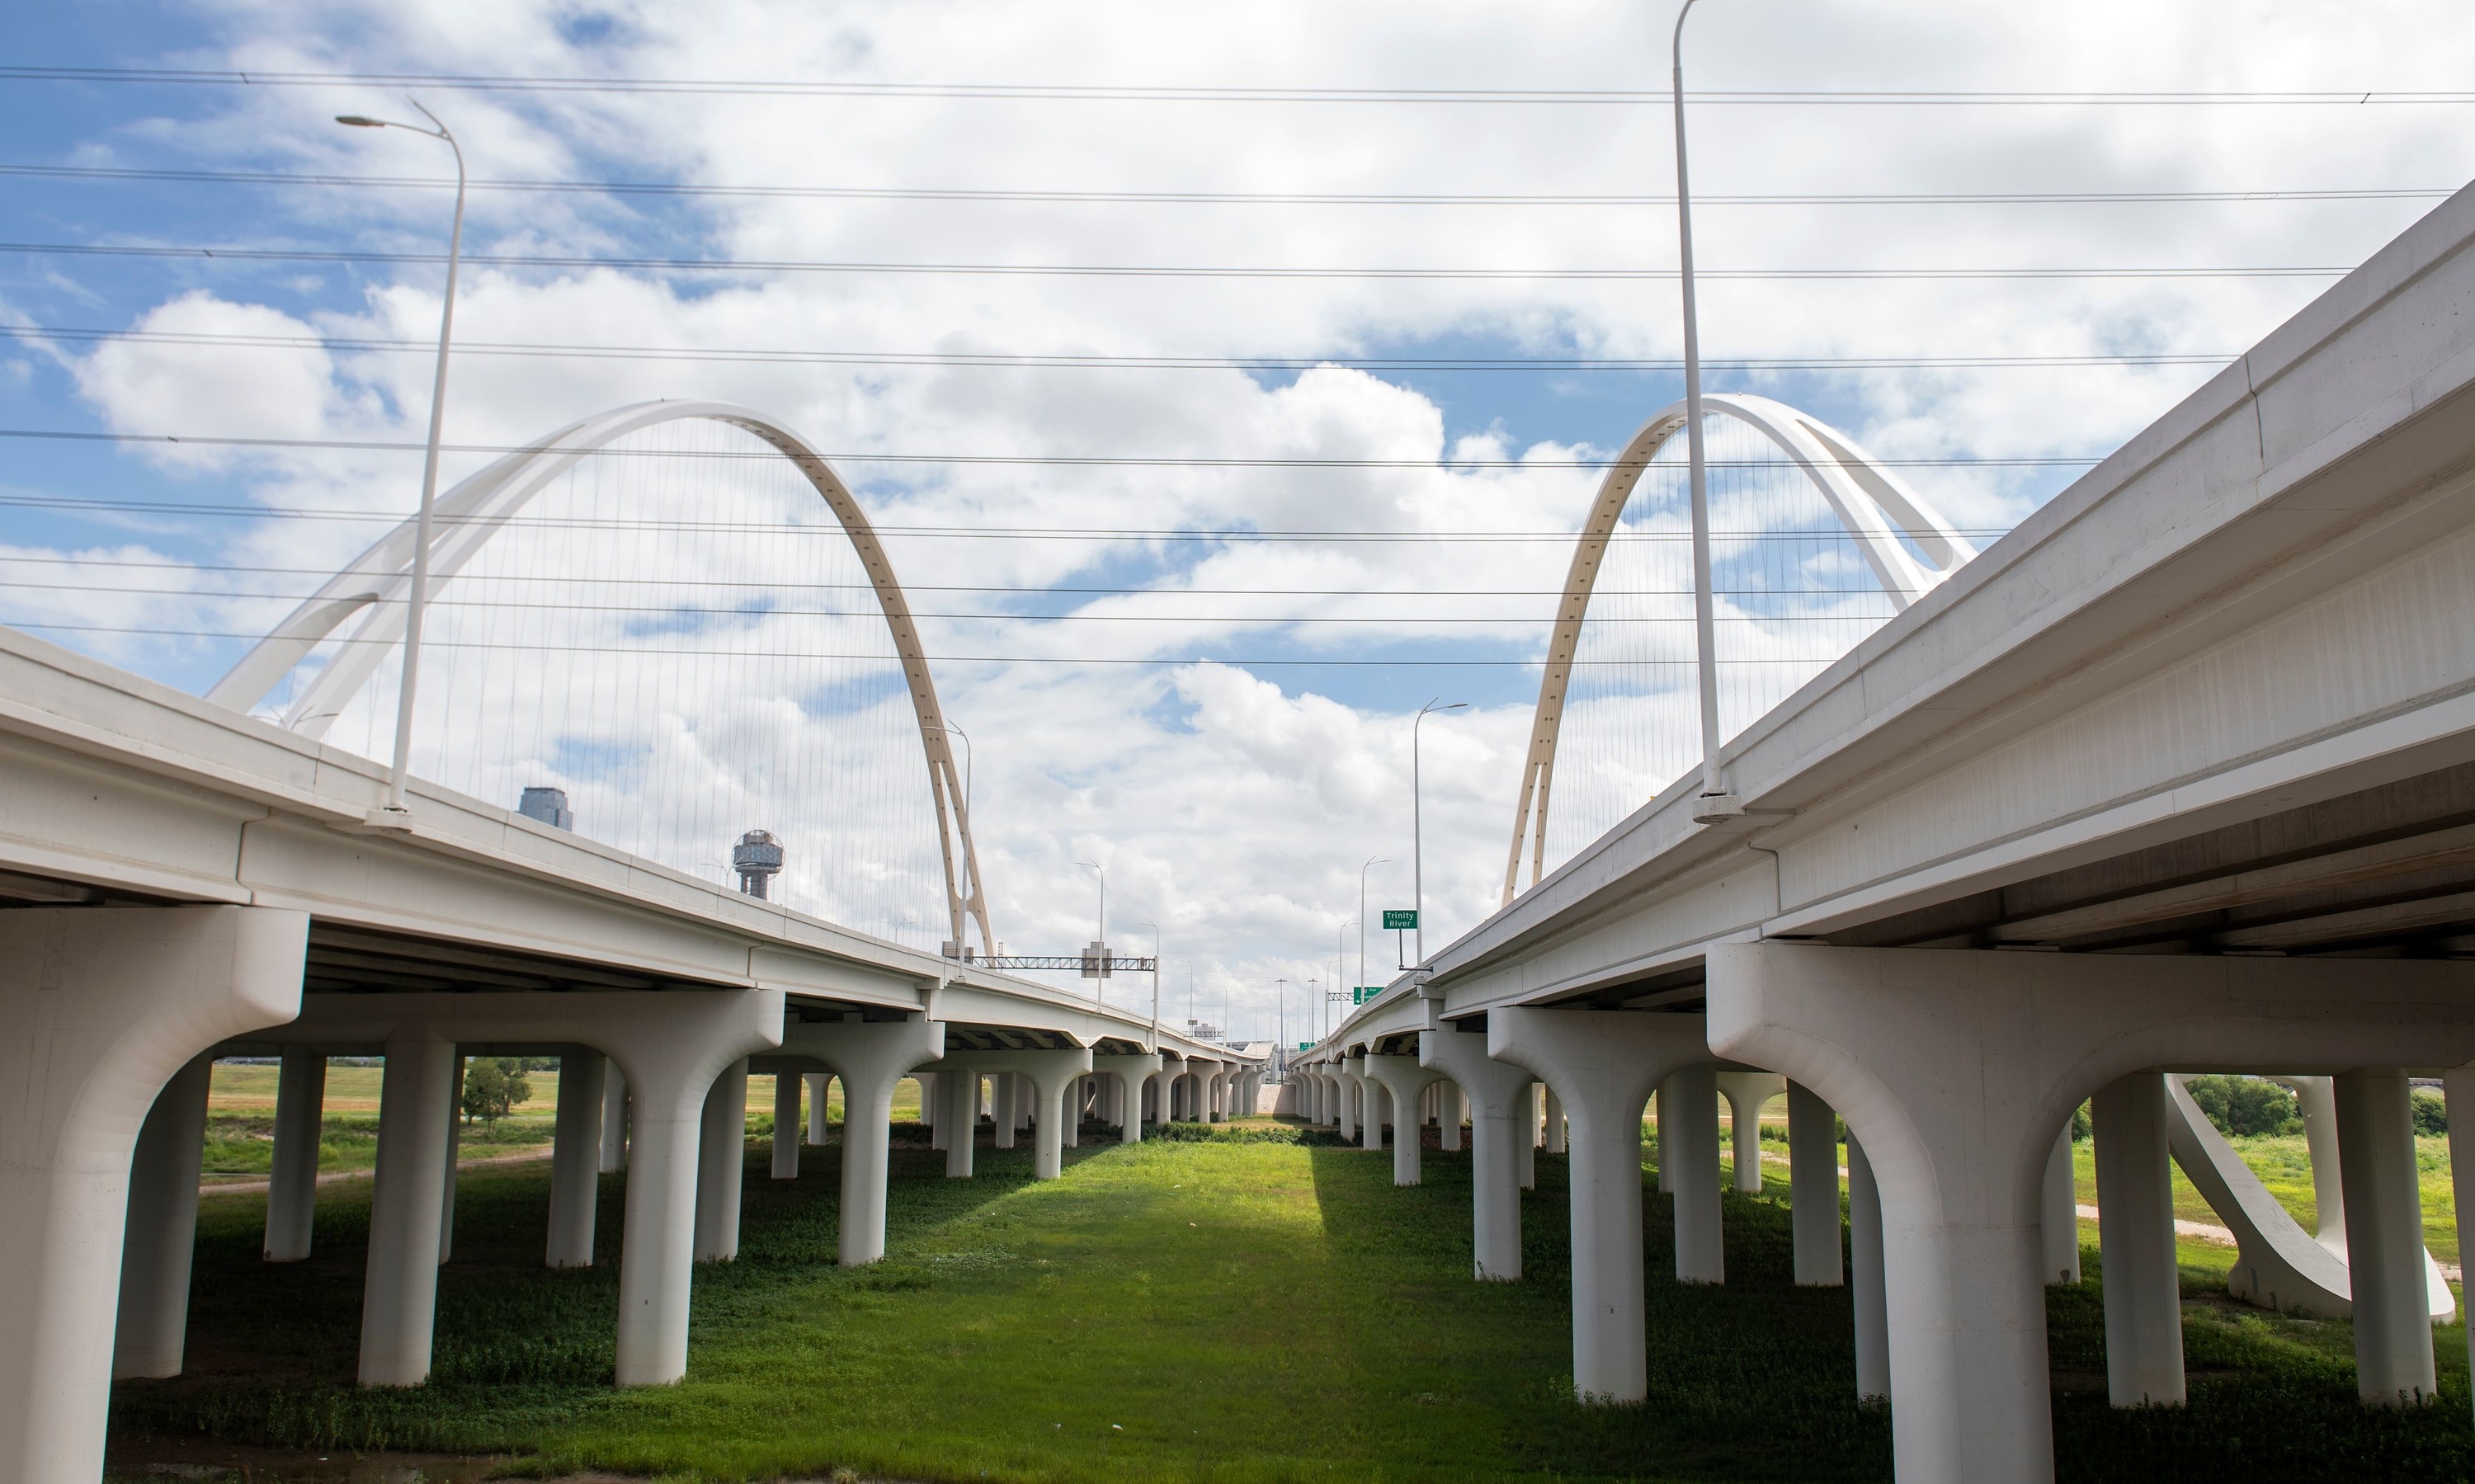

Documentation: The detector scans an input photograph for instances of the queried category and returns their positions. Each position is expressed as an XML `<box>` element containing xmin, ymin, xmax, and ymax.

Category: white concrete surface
<box><xmin>1487</xmin><ymin>1006</ymin><xmax>1710</xmax><ymax>1402</ymax></box>
<box><xmin>2093</xmin><ymin>1072</ymin><xmax>2185</xmax><ymax>1407</ymax></box>
<box><xmin>547</xmin><ymin>1052</ymin><xmax>606</xmax><ymax>1269</ymax></box>
<box><xmin>113</xmin><ymin>1054</ymin><xmax>214</xmax><ymax>1379</ymax></box>
<box><xmin>264</xmin><ymin>1050</ymin><xmax>325</xmax><ymax>1261</ymax></box>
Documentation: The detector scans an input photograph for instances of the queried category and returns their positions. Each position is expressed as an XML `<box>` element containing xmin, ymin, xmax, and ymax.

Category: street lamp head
<box><xmin>335</xmin><ymin>115</ymin><xmax>386</xmax><ymax>128</ymax></box>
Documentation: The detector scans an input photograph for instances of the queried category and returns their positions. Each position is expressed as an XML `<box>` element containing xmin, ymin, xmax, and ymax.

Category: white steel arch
<box><xmin>209</xmin><ymin>399</ymin><xmax>995</xmax><ymax>955</ymax></box>
<box><xmin>1502</xmin><ymin>393</ymin><xmax>1974</xmax><ymax>903</ymax></box>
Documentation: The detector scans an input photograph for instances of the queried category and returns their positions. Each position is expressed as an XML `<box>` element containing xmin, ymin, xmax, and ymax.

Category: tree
<box><xmin>461</xmin><ymin>1056</ymin><xmax>533</xmax><ymax>1126</ymax></box>
<box><xmin>2183</xmin><ymin>1074</ymin><xmax>2302</xmax><ymax>1138</ymax></box>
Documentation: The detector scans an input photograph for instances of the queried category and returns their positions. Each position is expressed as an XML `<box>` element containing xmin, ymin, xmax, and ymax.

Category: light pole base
<box><xmin>1691</xmin><ymin>791</ymin><xmax>1744</xmax><ymax>824</ymax></box>
<box><xmin>362</xmin><ymin>805</ymin><xmax>416</xmax><ymax>832</ymax></box>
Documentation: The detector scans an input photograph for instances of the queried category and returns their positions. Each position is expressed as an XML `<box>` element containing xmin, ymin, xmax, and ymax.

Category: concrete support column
<box><xmin>775</xmin><ymin>1017</ymin><xmax>942</xmax><ymax>1265</ymax></box>
<box><xmin>599</xmin><ymin>1063</ymin><xmax>629</xmax><ymax>1172</ymax></box>
<box><xmin>922</xmin><ymin>1072</ymin><xmax>944</xmax><ymax>1146</ymax></box>
<box><xmin>1702</xmin><ymin>942</ymin><xmax>2475</xmax><ymax>1483</ymax></box>
<box><xmin>606</xmin><ymin>991</ymin><xmax>784</xmax><ymax>1387</ymax></box>
<box><xmin>263</xmin><ymin>1049</ymin><xmax>326</xmax><ymax>1262</ymax></box>
<box><xmin>771</xmin><ymin>1071</ymin><xmax>802</xmax><ymax>1180</ymax></box>
<box><xmin>2092</xmin><ymin>1072</ymin><xmax>2185</xmax><ymax>1407</ymax></box>
<box><xmin>1422</xmin><ymin>1020</ymin><xmax>1535</xmax><ymax>1281</ymax></box>
<box><xmin>2285</xmin><ymin>1074</ymin><xmax>2347</xmax><ymax>1251</ymax></box>
<box><xmin>1518</xmin><ymin>1081</ymin><xmax>1539</xmax><ymax>1190</ymax></box>
<box><xmin>2442</xmin><ymin>1065</ymin><xmax>2475</xmax><ymax>1424</ymax></box>
<box><xmin>805</xmin><ymin>1072</ymin><xmax>831</xmax><ymax>1144</ymax></box>
<box><xmin>1488</xmin><ymin>1007</ymin><xmax>1709</xmax><ymax>1402</ymax></box>
<box><xmin>994</xmin><ymin>1073</ymin><xmax>1020</xmax><ymax>1150</ymax></box>
<box><xmin>1847</xmin><ymin>1133</ymin><xmax>1891</xmax><ymax>1402</ymax></box>
<box><xmin>1662</xmin><ymin>1065</ymin><xmax>1724</xmax><ymax>1284</ymax></box>
<box><xmin>2335</xmin><ymin>1070</ymin><xmax>2437</xmax><ymax>1406</ymax></box>
<box><xmin>1335</xmin><ymin>1067</ymin><xmax>1359</xmax><ymax>1142</ymax></box>
<box><xmin>1025</xmin><ymin>1053</ymin><xmax>1093</xmax><ymax>1179</ymax></box>
<box><xmin>945</xmin><ymin>1069</ymin><xmax>978</xmax><ymax>1177</ymax></box>
<box><xmin>694</xmin><ymin>1058</ymin><xmax>748</xmax><ymax>1263</ymax></box>
<box><xmin>0</xmin><ymin>907</ymin><xmax>304</xmax><ymax>1484</ymax></box>
<box><xmin>1787</xmin><ymin>1080</ymin><xmax>1844</xmax><ymax>1287</ymax></box>
<box><xmin>361</xmin><ymin>1031</ymin><xmax>459</xmax><ymax>1385</ymax></box>
<box><xmin>546</xmin><ymin>1051</ymin><xmax>606</xmax><ymax>1269</ymax></box>
<box><xmin>242</xmin><ymin>986</ymin><xmax>782</xmax><ymax>1393</ymax></box>
<box><xmin>1364</xmin><ymin>1054</ymin><xmax>1445</xmax><ymax>1185</ymax></box>
<box><xmin>1062</xmin><ymin>1076</ymin><xmax>1082</xmax><ymax>1148</ymax></box>
<box><xmin>113</xmin><ymin>1053</ymin><xmax>215</xmax><ymax>1379</ymax></box>
<box><xmin>1438</xmin><ymin>1081</ymin><xmax>1464</xmax><ymax>1152</ymax></box>
<box><xmin>1717</xmin><ymin>1071</ymin><xmax>1784</xmax><ymax>1195</ymax></box>
<box><xmin>1655</xmin><ymin>1086</ymin><xmax>1675</xmax><ymax>1194</ymax></box>
<box><xmin>2042</xmin><ymin>1124</ymin><xmax>2081</xmax><ymax>1285</ymax></box>
<box><xmin>1544</xmin><ymin>1086</ymin><xmax>1568</xmax><ymax>1155</ymax></box>
<box><xmin>1099</xmin><ymin>1054</ymin><xmax>1159</xmax><ymax>1146</ymax></box>
<box><xmin>440</xmin><ymin>1054</ymin><xmax>464</xmax><ymax>1264</ymax></box>
<box><xmin>1363</xmin><ymin>1076</ymin><xmax>1388</xmax><ymax>1153</ymax></box>
<box><xmin>920</xmin><ymin>1049</ymin><xmax>1090</xmax><ymax>1180</ymax></box>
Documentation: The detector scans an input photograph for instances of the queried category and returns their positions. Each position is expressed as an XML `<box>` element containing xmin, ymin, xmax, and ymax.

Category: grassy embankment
<box><xmin>113</xmin><ymin>1113</ymin><xmax>2475</xmax><ymax>1483</ymax></box>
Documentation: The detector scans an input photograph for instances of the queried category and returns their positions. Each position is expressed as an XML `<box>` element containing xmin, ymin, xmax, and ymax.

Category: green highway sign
<box><xmin>1352</xmin><ymin>986</ymin><xmax>1383</xmax><ymax>1005</ymax></box>
<box><xmin>1381</xmin><ymin>909</ymin><xmax>1418</xmax><ymax>930</ymax></box>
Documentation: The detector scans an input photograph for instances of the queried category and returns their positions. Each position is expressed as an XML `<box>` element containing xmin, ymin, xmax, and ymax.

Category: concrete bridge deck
<box><xmin>1303</xmin><ymin>177</ymin><xmax>2475</xmax><ymax>1484</ymax></box>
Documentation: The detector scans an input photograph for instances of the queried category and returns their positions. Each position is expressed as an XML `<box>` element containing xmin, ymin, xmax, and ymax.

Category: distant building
<box><xmin>517</xmin><ymin>787</ymin><xmax>573</xmax><ymax>830</ymax></box>
<box><xmin>733</xmin><ymin>829</ymin><xmax>785</xmax><ymax>899</ymax></box>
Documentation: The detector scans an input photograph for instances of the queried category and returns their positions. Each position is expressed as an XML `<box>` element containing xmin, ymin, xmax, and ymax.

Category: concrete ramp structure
<box><xmin>1304</xmin><ymin>178</ymin><xmax>2475</xmax><ymax>1483</ymax></box>
<box><xmin>2163</xmin><ymin>1074</ymin><xmax>2453</xmax><ymax>1321</ymax></box>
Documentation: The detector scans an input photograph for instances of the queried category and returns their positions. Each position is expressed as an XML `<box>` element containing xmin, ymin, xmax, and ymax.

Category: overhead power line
<box><xmin>0</xmin><ymin>577</ymin><xmax>1894</xmax><ymax>623</ymax></box>
<box><xmin>0</xmin><ymin>240</ymin><xmax>2353</xmax><ymax>281</ymax></box>
<box><xmin>0</xmin><ymin>427</ymin><xmax>2105</xmax><ymax>473</ymax></box>
<box><xmin>6</xmin><ymin>163</ymin><xmax>2452</xmax><ymax>209</ymax></box>
<box><xmin>0</xmin><ymin>554</ymin><xmax>1871</xmax><ymax>599</ymax></box>
<box><xmin>0</xmin><ymin>324</ymin><xmax>2242</xmax><ymax>374</ymax></box>
<box><xmin>0</xmin><ymin>576</ymin><xmax>1891</xmax><ymax>623</ymax></box>
<box><xmin>7</xmin><ymin>67</ymin><xmax>2473</xmax><ymax>106</ymax></box>
<box><xmin>0</xmin><ymin>620</ymin><xmax>1844</xmax><ymax>666</ymax></box>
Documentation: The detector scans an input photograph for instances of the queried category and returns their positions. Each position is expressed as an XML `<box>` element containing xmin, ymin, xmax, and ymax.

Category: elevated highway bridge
<box><xmin>1302</xmin><ymin>179</ymin><xmax>2475</xmax><ymax>1484</ymax></box>
<box><xmin>0</xmin><ymin>616</ymin><xmax>1256</xmax><ymax>1484</ymax></box>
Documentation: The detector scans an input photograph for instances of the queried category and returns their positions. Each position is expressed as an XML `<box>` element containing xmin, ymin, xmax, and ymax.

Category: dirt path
<box><xmin>200</xmin><ymin>1143</ymin><xmax>556</xmax><ymax>1198</ymax></box>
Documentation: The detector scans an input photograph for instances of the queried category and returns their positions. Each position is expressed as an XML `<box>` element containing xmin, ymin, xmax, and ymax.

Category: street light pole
<box><xmin>1138</xmin><ymin>919</ymin><xmax>1159</xmax><ymax>1041</ymax></box>
<box><xmin>1335</xmin><ymin>916</ymin><xmax>1351</xmax><ymax>1041</ymax></box>
<box><xmin>1671</xmin><ymin>0</ymin><xmax>1739</xmax><ymax>822</ymax></box>
<box><xmin>1076</xmin><ymin>860</ymin><xmax>1106</xmax><ymax>1004</ymax></box>
<box><xmin>1358</xmin><ymin>855</ymin><xmax>1387</xmax><ymax>990</ymax></box>
<box><xmin>1412</xmin><ymin>700</ymin><xmax>1466</xmax><ymax>965</ymax></box>
<box><xmin>337</xmin><ymin>100</ymin><xmax>464</xmax><ymax>822</ymax></box>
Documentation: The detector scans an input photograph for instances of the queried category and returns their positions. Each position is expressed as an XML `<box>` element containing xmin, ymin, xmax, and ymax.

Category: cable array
<box><xmin>1542</xmin><ymin>412</ymin><xmax>1900</xmax><ymax>869</ymax></box>
<box><xmin>285</xmin><ymin>418</ymin><xmax>945</xmax><ymax>947</ymax></box>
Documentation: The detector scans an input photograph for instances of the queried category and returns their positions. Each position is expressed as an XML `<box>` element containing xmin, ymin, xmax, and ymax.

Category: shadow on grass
<box><xmin>108</xmin><ymin>1128</ymin><xmax>1046</xmax><ymax>1457</ymax></box>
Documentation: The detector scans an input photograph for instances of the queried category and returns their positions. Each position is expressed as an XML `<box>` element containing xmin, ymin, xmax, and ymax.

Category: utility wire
<box><xmin>0</xmin><ymin>428</ymin><xmax>2116</xmax><ymax>471</ymax></box>
<box><xmin>7</xmin><ymin>68</ymin><xmax>2473</xmax><ymax>106</ymax></box>
<box><xmin>0</xmin><ymin>240</ymin><xmax>2355</xmax><ymax>280</ymax></box>
<box><xmin>0</xmin><ymin>554</ymin><xmax>1895</xmax><ymax>598</ymax></box>
<box><xmin>0</xmin><ymin>577</ymin><xmax>1890</xmax><ymax>622</ymax></box>
<box><xmin>0</xmin><ymin>323</ymin><xmax>2238</xmax><ymax>372</ymax></box>
<box><xmin>6</xmin><ymin>163</ymin><xmax>2451</xmax><ymax>208</ymax></box>
<box><xmin>0</xmin><ymin>620</ymin><xmax>1842</xmax><ymax>664</ymax></box>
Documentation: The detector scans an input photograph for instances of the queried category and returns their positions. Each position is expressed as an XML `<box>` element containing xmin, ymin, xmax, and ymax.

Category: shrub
<box><xmin>2183</xmin><ymin>1074</ymin><xmax>2302</xmax><ymax>1138</ymax></box>
<box><xmin>2411</xmin><ymin>1086</ymin><xmax>2449</xmax><ymax>1137</ymax></box>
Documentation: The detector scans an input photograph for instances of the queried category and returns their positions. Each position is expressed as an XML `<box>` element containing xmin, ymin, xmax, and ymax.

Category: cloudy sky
<box><xmin>7</xmin><ymin>0</ymin><xmax>2475</xmax><ymax>1042</ymax></box>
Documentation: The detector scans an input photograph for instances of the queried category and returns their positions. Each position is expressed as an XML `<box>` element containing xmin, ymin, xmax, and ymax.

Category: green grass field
<box><xmin>195</xmin><ymin>1062</ymin><xmax>917</xmax><ymax>1184</ymax></box>
<box><xmin>109</xmin><ymin>1117</ymin><xmax>2475</xmax><ymax>1483</ymax></box>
